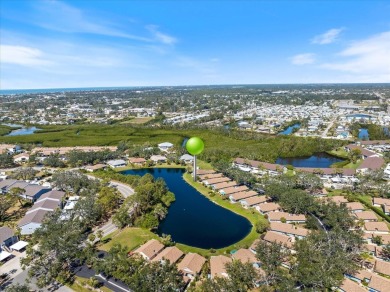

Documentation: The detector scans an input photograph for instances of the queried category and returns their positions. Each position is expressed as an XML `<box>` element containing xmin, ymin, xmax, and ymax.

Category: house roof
<box><xmin>232</xmin><ymin>249</ymin><xmax>257</xmax><ymax>264</ymax></box>
<box><xmin>234</xmin><ymin>158</ymin><xmax>284</xmax><ymax>172</ymax></box>
<box><xmin>13</xmin><ymin>153</ymin><xmax>29</xmax><ymax>159</ymax></box>
<box><xmin>27</xmin><ymin>199</ymin><xmax>59</xmax><ymax>214</ymax></box>
<box><xmin>0</xmin><ymin>226</ymin><xmax>14</xmax><ymax>243</ymax></box>
<box><xmin>354</xmin><ymin>211</ymin><xmax>377</xmax><ymax>221</ymax></box>
<box><xmin>357</xmin><ymin>157</ymin><xmax>385</xmax><ymax>171</ymax></box>
<box><xmin>177</xmin><ymin>253</ymin><xmax>206</xmax><ymax>275</ymax></box>
<box><xmin>267</xmin><ymin>212</ymin><xmax>306</xmax><ymax>222</ymax></box>
<box><xmin>210</xmin><ymin>255</ymin><xmax>232</xmax><ymax>278</ymax></box>
<box><xmin>198</xmin><ymin>173</ymin><xmax>223</xmax><ymax>180</ymax></box>
<box><xmin>85</xmin><ymin>164</ymin><xmax>106</xmax><ymax>170</ymax></box>
<box><xmin>107</xmin><ymin>159</ymin><xmax>126</xmax><ymax>166</ymax></box>
<box><xmin>220</xmin><ymin>185</ymin><xmax>248</xmax><ymax>195</ymax></box>
<box><xmin>134</xmin><ymin>239</ymin><xmax>164</xmax><ymax>260</ymax></box>
<box><xmin>212</xmin><ymin>181</ymin><xmax>237</xmax><ymax>190</ymax></box>
<box><xmin>339</xmin><ymin>278</ymin><xmax>366</xmax><ymax>292</ymax></box>
<box><xmin>270</xmin><ymin>222</ymin><xmax>309</xmax><ymax>237</ymax></box>
<box><xmin>345</xmin><ymin>202</ymin><xmax>365</xmax><ymax>211</ymax></box>
<box><xmin>152</xmin><ymin>246</ymin><xmax>183</xmax><ymax>264</ymax></box>
<box><xmin>18</xmin><ymin>209</ymin><xmax>51</xmax><ymax>226</ymax></box>
<box><xmin>8</xmin><ymin>181</ymin><xmax>29</xmax><ymax>190</ymax></box>
<box><xmin>359</xmin><ymin>140</ymin><xmax>390</xmax><ymax>145</ymax></box>
<box><xmin>128</xmin><ymin>157</ymin><xmax>146</xmax><ymax>163</ymax></box>
<box><xmin>257</xmin><ymin>202</ymin><xmax>281</xmax><ymax>211</ymax></box>
<box><xmin>373</xmin><ymin>197</ymin><xmax>390</xmax><ymax>206</ymax></box>
<box><xmin>375</xmin><ymin>260</ymin><xmax>390</xmax><ymax>276</ymax></box>
<box><xmin>364</xmin><ymin>233</ymin><xmax>390</xmax><ymax>245</ymax></box>
<box><xmin>150</xmin><ymin>155</ymin><xmax>167</xmax><ymax>161</ymax></box>
<box><xmin>296</xmin><ymin>167</ymin><xmax>355</xmax><ymax>176</ymax></box>
<box><xmin>369</xmin><ymin>274</ymin><xmax>390</xmax><ymax>292</ymax></box>
<box><xmin>0</xmin><ymin>179</ymin><xmax>17</xmax><ymax>189</ymax></box>
<box><xmin>364</xmin><ymin>222</ymin><xmax>389</xmax><ymax>232</ymax></box>
<box><xmin>205</xmin><ymin>177</ymin><xmax>231</xmax><ymax>185</ymax></box>
<box><xmin>180</xmin><ymin>154</ymin><xmax>193</xmax><ymax>161</ymax></box>
<box><xmin>22</xmin><ymin>185</ymin><xmax>50</xmax><ymax>198</ymax></box>
<box><xmin>36</xmin><ymin>190</ymin><xmax>65</xmax><ymax>202</ymax></box>
<box><xmin>196</xmin><ymin>169</ymin><xmax>216</xmax><ymax>175</ymax></box>
<box><xmin>329</xmin><ymin>196</ymin><xmax>348</xmax><ymax>204</ymax></box>
<box><xmin>158</xmin><ymin>142</ymin><xmax>173</xmax><ymax>147</ymax></box>
<box><xmin>263</xmin><ymin>231</ymin><xmax>294</xmax><ymax>249</ymax></box>
<box><xmin>230</xmin><ymin>191</ymin><xmax>258</xmax><ymax>201</ymax></box>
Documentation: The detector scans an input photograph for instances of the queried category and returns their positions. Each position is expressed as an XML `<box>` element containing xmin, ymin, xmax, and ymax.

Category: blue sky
<box><xmin>1</xmin><ymin>0</ymin><xmax>389</xmax><ymax>89</ymax></box>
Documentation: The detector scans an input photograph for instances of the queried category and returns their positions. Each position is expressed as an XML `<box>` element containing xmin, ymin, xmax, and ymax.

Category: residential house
<box><xmin>345</xmin><ymin>202</ymin><xmax>365</xmax><ymax>213</ymax></box>
<box><xmin>107</xmin><ymin>159</ymin><xmax>127</xmax><ymax>168</ymax></box>
<box><xmin>270</xmin><ymin>222</ymin><xmax>309</xmax><ymax>239</ymax></box>
<box><xmin>150</xmin><ymin>155</ymin><xmax>167</xmax><ymax>163</ymax></box>
<box><xmin>20</xmin><ymin>185</ymin><xmax>51</xmax><ymax>201</ymax></box>
<box><xmin>152</xmin><ymin>246</ymin><xmax>184</xmax><ymax>264</ymax></box>
<box><xmin>231</xmin><ymin>249</ymin><xmax>258</xmax><ymax>264</ymax></box>
<box><xmin>210</xmin><ymin>255</ymin><xmax>232</xmax><ymax>279</ymax></box>
<box><xmin>357</xmin><ymin>157</ymin><xmax>385</xmax><ymax>174</ymax></box>
<box><xmin>134</xmin><ymin>239</ymin><xmax>164</xmax><ymax>261</ymax></box>
<box><xmin>128</xmin><ymin>157</ymin><xmax>146</xmax><ymax>166</ymax></box>
<box><xmin>220</xmin><ymin>185</ymin><xmax>248</xmax><ymax>196</ymax></box>
<box><xmin>229</xmin><ymin>191</ymin><xmax>258</xmax><ymax>202</ymax></box>
<box><xmin>329</xmin><ymin>196</ymin><xmax>348</xmax><ymax>205</ymax></box>
<box><xmin>354</xmin><ymin>211</ymin><xmax>378</xmax><ymax>222</ymax></box>
<box><xmin>256</xmin><ymin>202</ymin><xmax>282</xmax><ymax>214</ymax></box>
<box><xmin>364</xmin><ymin>222</ymin><xmax>389</xmax><ymax>234</ymax></box>
<box><xmin>177</xmin><ymin>252</ymin><xmax>206</xmax><ymax>279</ymax></box>
<box><xmin>18</xmin><ymin>209</ymin><xmax>51</xmax><ymax>235</ymax></box>
<box><xmin>267</xmin><ymin>212</ymin><xmax>306</xmax><ymax>223</ymax></box>
<box><xmin>13</xmin><ymin>153</ymin><xmax>29</xmax><ymax>164</ymax></box>
<box><xmin>198</xmin><ymin>173</ymin><xmax>223</xmax><ymax>181</ymax></box>
<box><xmin>85</xmin><ymin>164</ymin><xmax>107</xmax><ymax>172</ymax></box>
<box><xmin>338</xmin><ymin>278</ymin><xmax>366</xmax><ymax>292</ymax></box>
<box><xmin>196</xmin><ymin>169</ymin><xmax>216</xmax><ymax>175</ymax></box>
<box><xmin>368</xmin><ymin>274</ymin><xmax>390</xmax><ymax>292</ymax></box>
<box><xmin>158</xmin><ymin>142</ymin><xmax>174</xmax><ymax>152</ymax></box>
<box><xmin>203</xmin><ymin>177</ymin><xmax>230</xmax><ymax>186</ymax></box>
<box><xmin>212</xmin><ymin>181</ymin><xmax>237</xmax><ymax>190</ymax></box>
<box><xmin>374</xmin><ymin>260</ymin><xmax>390</xmax><ymax>277</ymax></box>
<box><xmin>0</xmin><ymin>227</ymin><xmax>18</xmax><ymax>250</ymax></box>
<box><xmin>263</xmin><ymin>231</ymin><xmax>294</xmax><ymax>249</ymax></box>
<box><xmin>179</xmin><ymin>154</ymin><xmax>194</xmax><ymax>164</ymax></box>
<box><xmin>373</xmin><ymin>198</ymin><xmax>390</xmax><ymax>216</ymax></box>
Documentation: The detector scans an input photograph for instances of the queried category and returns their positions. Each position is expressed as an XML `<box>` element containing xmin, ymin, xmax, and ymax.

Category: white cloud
<box><xmin>0</xmin><ymin>45</ymin><xmax>52</xmax><ymax>66</ymax></box>
<box><xmin>321</xmin><ymin>31</ymin><xmax>390</xmax><ymax>80</ymax></box>
<box><xmin>146</xmin><ymin>25</ymin><xmax>177</xmax><ymax>45</ymax></box>
<box><xmin>290</xmin><ymin>53</ymin><xmax>316</xmax><ymax>65</ymax></box>
<box><xmin>29</xmin><ymin>0</ymin><xmax>151</xmax><ymax>41</ymax></box>
<box><xmin>312</xmin><ymin>28</ymin><xmax>344</xmax><ymax>45</ymax></box>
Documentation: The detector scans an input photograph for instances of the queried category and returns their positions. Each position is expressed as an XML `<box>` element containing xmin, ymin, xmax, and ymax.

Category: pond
<box><xmin>6</xmin><ymin>126</ymin><xmax>41</xmax><ymax>136</ymax></box>
<box><xmin>276</xmin><ymin>152</ymin><xmax>345</xmax><ymax>168</ymax></box>
<box><xmin>121</xmin><ymin>168</ymin><xmax>252</xmax><ymax>249</ymax></box>
<box><xmin>278</xmin><ymin>123</ymin><xmax>300</xmax><ymax>135</ymax></box>
<box><xmin>358</xmin><ymin>128</ymin><xmax>369</xmax><ymax>140</ymax></box>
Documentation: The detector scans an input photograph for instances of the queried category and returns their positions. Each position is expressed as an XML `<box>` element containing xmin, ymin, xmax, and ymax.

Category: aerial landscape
<box><xmin>1</xmin><ymin>0</ymin><xmax>390</xmax><ymax>291</ymax></box>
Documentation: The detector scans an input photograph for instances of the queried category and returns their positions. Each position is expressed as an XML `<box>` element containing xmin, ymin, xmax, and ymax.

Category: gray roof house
<box><xmin>107</xmin><ymin>159</ymin><xmax>127</xmax><ymax>168</ymax></box>
<box><xmin>180</xmin><ymin>154</ymin><xmax>194</xmax><ymax>163</ymax></box>
<box><xmin>0</xmin><ymin>226</ymin><xmax>18</xmax><ymax>249</ymax></box>
<box><xmin>18</xmin><ymin>209</ymin><xmax>52</xmax><ymax>235</ymax></box>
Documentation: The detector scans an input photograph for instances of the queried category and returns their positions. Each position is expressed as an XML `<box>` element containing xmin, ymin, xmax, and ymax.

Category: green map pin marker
<box><xmin>186</xmin><ymin>137</ymin><xmax>204</xmax><ymax>156</ymax></box>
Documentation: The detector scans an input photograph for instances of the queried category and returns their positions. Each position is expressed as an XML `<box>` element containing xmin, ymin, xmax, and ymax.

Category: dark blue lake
<box><xmin>279</xmin><ymin>123</ymin><xmax>300</xmax><ymax>135</ymax></box>
<box><xmin>276</xmin><ymin>152</ymin><xmax>344</xmax><ymax>168</ymax></box>
<box><xmin>6</xmin><ymin>126</ymin><xmax>41</xmax><ymax>136</ymax></box>
<box><xmin>121</xmin><ymin>168</ymin><xmax>252</xmax><ymax>249</ymax></box>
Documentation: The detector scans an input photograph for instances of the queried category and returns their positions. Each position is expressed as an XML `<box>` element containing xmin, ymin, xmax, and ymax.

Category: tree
<box><xmin>8</xmin><ymin>187</ymin><xmax>26</xmax><ymax>207</ymax></box>
<box><xmin>43</xmin><ymin>154</ymin><xmax>65</xmax><ymax>168</ymax></box>
<box><xmin>255</xmin><ymin>241</ymin><xmax>290</xmax><ymax>286</ymax></box>
<box><xmin>10</xmin><ymin>167</ymin><xmax>37</xmax><ymax>180</ymax></box>
<box><xmin>51</xmin><ymin>170</ymin><xmax>100</xmax><ymax>195</ymax></box>
<box><xmin>381</xmin><ymin>244</ymin><xmax>390</xmax><ymax>261</ymax></box>
<box><xmin>113</xmin><ymin>203</ymin><xmax>132</xmax><ymax>228</ymax></box>
<box><xmin>0</xmin><ymin>194</ymin><xmax>15</xmax><ymax>222</ymax></box>
<box><xmin>97</xmin><ymin>186</ymin><xmax>122</xmax><ymax>217</ymax></box>
<box><xmin>127</xmin><ymin>261</ymin><xmax>185</xmax><ymax>292</ymax></box>
<box><xmin>5</xmin><ymin>283</ymin><xmax>30</xmax><ymax>292</ymax></box>
<box><xmin>255</xmin><ymin>220</ymin><xmax>269</xmax><ymax>233</ymax></box>
<box><xmin>73</xmin><ymin>193</ymin><xmax>102</xmax><ymax>228</ymax></box>
<box><xmin>0</xmin><ymin>153</ymin><xmax>14</xmax><ymax>168</ymax></box>
<box><xmin>21</xmin><ymin>210</ymin><xmax>85</xmax><ymax>288</ymax></box>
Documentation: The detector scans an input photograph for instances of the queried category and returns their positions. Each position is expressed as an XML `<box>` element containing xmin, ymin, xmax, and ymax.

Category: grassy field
<box><xmin>121</xmin><ymin>117</ymin><xmax>153</xmax><ymax>125</ymax></box>
<box><xmin>99</xmin><ymin>227</ymin><xmax>159</xmax><ymax>252</ymax></box>
<box><xmin>343</xmin><ymin>159</ymin><xmax>363</xmax><ymax>169</ymax></box>
<box><xmin>0</xmin><ymin>123</ymin><xmax>346</xmax><ymax>162</ymax></box>
<box><xmin>328</xmin><ymin>148</ymin><xmax>349</xmax><ymax>159</ymax></box>
<box><xmin>68</xmin><ymin>276</ymin><xmax>112</xmax><ymax>292</ymax></box>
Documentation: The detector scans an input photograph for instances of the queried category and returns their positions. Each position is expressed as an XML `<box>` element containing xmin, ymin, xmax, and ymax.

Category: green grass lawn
<box><xmin>99</xmin><ymin>227</ymin><xmax>159</xmax><ymax>252</ymax></box>
<box><xmin>328</xmin><ymin>148</ymin><xmax>349</xmax><ymax>159</ymax></box>
<box><xmin>68</xmin><ymin>276</ymin><xmax>112</xmax><ymax>292</ymax></box>
<box><xmin>343</xmin><ymin>159</ymin><xmax>363</xmax><ymax>169</ymax></box>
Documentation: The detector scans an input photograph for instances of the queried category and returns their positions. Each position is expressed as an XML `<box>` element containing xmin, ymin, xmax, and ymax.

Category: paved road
<box><xmin>321</xmin><ymin>117</ymin><xmax>337</xmax><ymax>138</ymax></box>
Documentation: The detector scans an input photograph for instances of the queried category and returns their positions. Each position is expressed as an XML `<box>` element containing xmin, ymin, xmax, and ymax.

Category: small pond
<box><xmin>276</xmin><ymin>152</ymin><xmax>345</xmax><ymax>168</ymax></box>
<box><xmin>278</xmin><ymin>123</ymin><xmax>300</xmax><ymax>135</ymax></box>
<box><xmin>121</xmin><ymin>168</ymin><xmax>252</xmax><ymax>249</ymax></box>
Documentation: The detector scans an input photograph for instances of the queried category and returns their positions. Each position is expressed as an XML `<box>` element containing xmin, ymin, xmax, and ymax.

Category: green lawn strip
<box><xmin>327</xmin><ymin>149</ymin><xmax>349</xmax><ymax>159</ymax></box>
<box><xmin>343</xmin><ymin>159</ymin><xmax>363</xmax><ymax>169</ymax></box>
<box><xmin>68</xmin><ymin>276</ymin><xmax>114</xmax><ymax>292</ymax></box>
<box><xmin>99</xmin><ymin>227</ymin><xmax>159</xmax><ymax>252</ymax></box>
<box><xmin>196</xmin><ymin>159</ymin><xmax>214</xmax><ymax>170</ymax></box>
